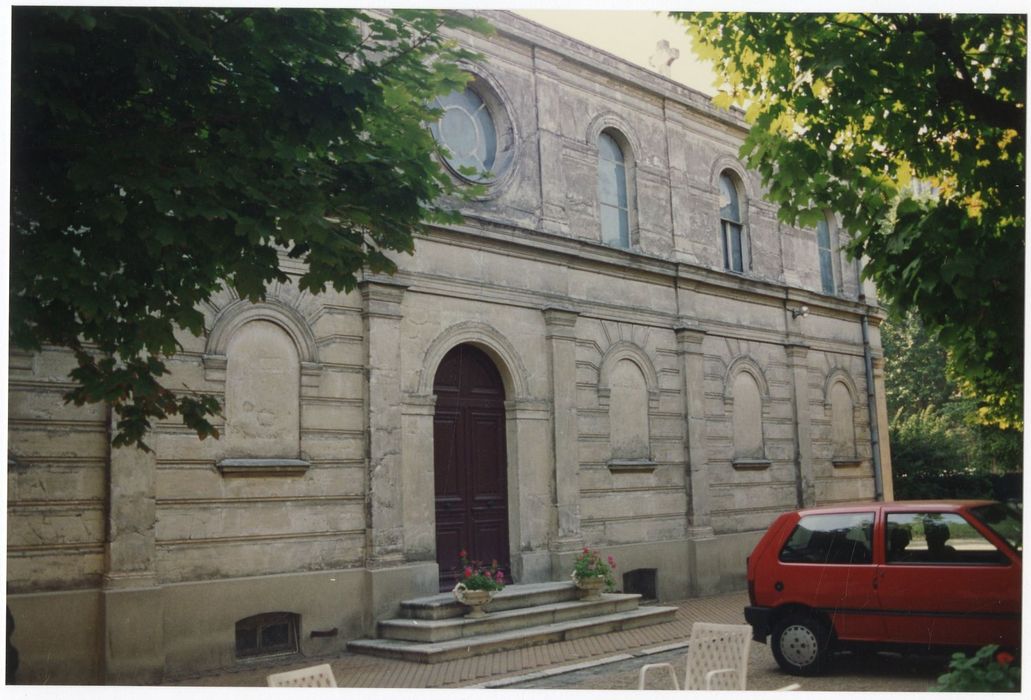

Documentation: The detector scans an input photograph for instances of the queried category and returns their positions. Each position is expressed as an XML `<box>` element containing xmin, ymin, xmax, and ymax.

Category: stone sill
<box><xmin>217</xmin><ymin>458</ymin><xmax>310</xmax><ymax>477</ymax></box>
<box><xmin>606</xmin><ymin>459</ymin><xmax>657</xmax><ymax>474</ymax></box>
<box><xmin>832</xmin><ymin>459</ymin><xmax>864</xmax><ymax>469</ymax></box>
<box><xmin>732</xmin><ymin>459</ymin><xmax>772</xmax><ymax>471</ymax></box>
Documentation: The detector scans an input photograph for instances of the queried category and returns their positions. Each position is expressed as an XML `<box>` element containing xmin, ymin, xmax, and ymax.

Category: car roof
<box><xmin>795</xmin><ymin>499</ymin><xmax>999</xmax><ymax>516</ymax></box>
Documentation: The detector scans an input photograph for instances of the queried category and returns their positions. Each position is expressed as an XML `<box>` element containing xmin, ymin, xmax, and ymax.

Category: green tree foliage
<box><xmin>675</xmin><ymin>13</ymin><xmax>1025</xmax><ymax>427</ymax></box>
<box><xmin>881</xmin><ymin>309</ymin><xmax>1022</xmax><ymax>500</ymax></box>
<box><xmin>11</xmin><ymin>8</ymin><xmax>491</xmax><ymax>449</ymax></box>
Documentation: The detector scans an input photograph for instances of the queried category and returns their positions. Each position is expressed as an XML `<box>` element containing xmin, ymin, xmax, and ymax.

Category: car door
<box><xmin>775</xmin><ymin>510</ymin><xmax>884</xmax><ymax>641</ymax></box>
<box><xmin>875</xmin><ymin>509</ymin><xmax>1021</xmax><ymax>647</ymax></box>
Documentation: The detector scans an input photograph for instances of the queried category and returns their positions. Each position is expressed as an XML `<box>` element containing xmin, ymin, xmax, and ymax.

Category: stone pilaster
<box><xmin>102</xmin><ymin>435</ymin><xmax>163</xmax><ymax>683</ymax></box>
<box><xmin>675</xmin><ymin>326</ymin><xmax>712</xmax><ymax>535</ymax></box>
<box><xmin>532</xmin><ymin>49</ymin><xmax>570</xmax><ymax>236</ymax></box>
<box><xmin>871</xmin><ymin>355</ymin><xmax>895</xmax><ymax>501</ymax></box>
<box><xmin>785</xmin><ymin>343</ymin><xmax>816</xmax><ymax>507</ymax></box>
<box><xmin>543</xmin><ymin>307</ymin><xmax>583</xmax><ymax>564</ymax></box>
<box><xmin>360</xmin><ymin>279</ymin><xmax>408</xmax><ymax>567</ymax></box>
<box><xmin>400</xmin><ymin>394</ymin><xmax>437</xmax><ymax>560</ymax></box>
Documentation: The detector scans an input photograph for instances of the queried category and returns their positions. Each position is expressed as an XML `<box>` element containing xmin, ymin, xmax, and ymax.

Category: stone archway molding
<box><xmin>417</xmin><ymin>321</ymin><xmax>530</xmax><ymax>400</ymax></box>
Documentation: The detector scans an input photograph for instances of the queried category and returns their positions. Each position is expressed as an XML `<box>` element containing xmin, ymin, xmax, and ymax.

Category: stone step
<box><xmin>347</xmin><ymin>604</ymin><xmax>679</xmax><ymax>664</ymax></box>
<box><xmin>400</xmin><ymin>581</ymin><xmax>581</xmax><ymax>620</ymax></box>
<box><xmin>381</xmin><ymin>594</ymin><xmax>642</xmax><ymax>643</ymax></box>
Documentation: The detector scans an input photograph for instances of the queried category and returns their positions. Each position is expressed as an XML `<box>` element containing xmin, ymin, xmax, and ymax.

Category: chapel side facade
<box><xmin>6</xmin><ymin>11</ymin><xmax>894</xmax><ymax>684</ymax></box>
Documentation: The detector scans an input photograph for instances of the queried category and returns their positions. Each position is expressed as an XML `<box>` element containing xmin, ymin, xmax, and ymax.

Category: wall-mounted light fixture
<box><xmin>790</xmin><ymin>305</ymin><xmax>810</xmax><ymax>319</ymax></box>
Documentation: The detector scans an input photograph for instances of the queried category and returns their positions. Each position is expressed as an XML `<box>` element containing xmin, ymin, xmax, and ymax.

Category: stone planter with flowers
<box><xmin>571</xmin><ymin>548</ymin><xmax>617</xmax><ymax>600</ymax></box>
<box><xmin>452</xmin><ymin>549</ymin><xmax>505</xmax><ymax>618</ymax></box>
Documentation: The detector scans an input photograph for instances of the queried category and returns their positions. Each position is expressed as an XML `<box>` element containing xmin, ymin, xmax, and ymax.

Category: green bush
<box><xmin>933</xmin><ymin>645</ymin><xmax>1020</xmax><ymax>692</ymax></box>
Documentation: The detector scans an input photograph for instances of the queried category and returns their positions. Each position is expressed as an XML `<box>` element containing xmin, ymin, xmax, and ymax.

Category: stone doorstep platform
<box><xmin>347</xmin><ymin>581</ymin><xmax>679</xmax><ymax>664</ymax></box>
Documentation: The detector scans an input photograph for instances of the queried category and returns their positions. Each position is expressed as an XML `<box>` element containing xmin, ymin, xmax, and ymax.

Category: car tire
<box><xmin>771</xmin><ymin>612</ymin><xmax>832</xmax><ymax>676</ymax></box>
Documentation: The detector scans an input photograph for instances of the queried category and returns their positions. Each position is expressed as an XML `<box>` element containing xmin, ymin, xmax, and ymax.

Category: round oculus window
<box><xmin>430</xmin><ymin>88</ymin><xmax>498</xmax><ymax>182</ymax></box>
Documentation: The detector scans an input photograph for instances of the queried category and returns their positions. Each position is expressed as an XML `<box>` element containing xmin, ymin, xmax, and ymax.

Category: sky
<box><xmin>516</xmin><ymin>10</ymin><xmax>717</xmax><ymax>95</ymax></box>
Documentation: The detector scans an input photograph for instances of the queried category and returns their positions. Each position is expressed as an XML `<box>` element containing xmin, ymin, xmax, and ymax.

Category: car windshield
<box><xmin>970</xmin><ymin>503</ymin><xmax>1022</xmax><ymax>555</ymax></box>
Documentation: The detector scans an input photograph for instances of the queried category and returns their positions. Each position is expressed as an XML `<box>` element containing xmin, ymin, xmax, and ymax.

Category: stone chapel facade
<box><xmin>6</xmin><ymin>12</ymin><xmax>893</xmax><ymax>683</ymax></box>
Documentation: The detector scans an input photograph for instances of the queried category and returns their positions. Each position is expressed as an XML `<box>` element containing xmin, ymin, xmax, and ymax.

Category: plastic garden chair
<box><xmin>639</xmin><ymin>622</ymin><xmax>751</xmax><ymax>690</ymax></box>
<box><xmin>267</xmin><ymin>663</ymin><xmax>338</xmax><ymax>687</ymax></box>
<box><xmin>638</xmin><ymin>621</ymin><xmax>801</xmax><ymax>691</ymax></box>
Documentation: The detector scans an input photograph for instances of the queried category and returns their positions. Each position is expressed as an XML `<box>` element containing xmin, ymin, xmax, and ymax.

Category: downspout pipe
<box><xmin>858</xmin><ymin>296</ymin><xmax>885</xmax><ymax>501</ymax></box>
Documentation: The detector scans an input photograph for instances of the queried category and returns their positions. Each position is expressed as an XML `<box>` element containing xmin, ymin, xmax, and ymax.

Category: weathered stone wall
<box><xmin>6</xmin><ymin>10</ymin><xmax>888</xmax><ymax>683</ymax></box>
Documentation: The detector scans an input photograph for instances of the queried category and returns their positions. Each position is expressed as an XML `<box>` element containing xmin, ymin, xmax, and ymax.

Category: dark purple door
<box><xmin>433</xmin><ymin>344</ymin><xmax>510</xmax><ymax>590</ymax></box>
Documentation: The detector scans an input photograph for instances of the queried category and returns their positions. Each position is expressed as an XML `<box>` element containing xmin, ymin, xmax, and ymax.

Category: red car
<box><xmin>744</xmin><ymin>500</ymin><xmax>1021</xmax><ymax>675</ymax></box>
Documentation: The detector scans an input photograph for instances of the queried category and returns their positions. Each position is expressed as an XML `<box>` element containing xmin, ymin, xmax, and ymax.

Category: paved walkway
<box><xmin>166</xmin><ymin>590</ymin><xmax>749</xmax><ymax>688</ymax></box>
<box><xmin>165</xmin><ymin>590</ymin><xmax>943</xmax><ymax>691</ymax></box>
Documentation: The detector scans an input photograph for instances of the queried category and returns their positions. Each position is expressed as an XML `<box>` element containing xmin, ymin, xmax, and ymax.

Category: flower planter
<box><xmin>452</xmin><ymin>582</ymin><xmax>495</xmax><ymax>618</ymax></box>
<box><xmin>572</xmin><ymin>574</ymin><xmax>607</xmax><ymax>600</ymax></box>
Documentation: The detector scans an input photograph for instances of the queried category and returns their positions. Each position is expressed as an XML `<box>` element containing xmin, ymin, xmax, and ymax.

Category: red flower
<box><xmin>459</xmin><ymin>549</ymin><xmax>468</xmax><ymax>559</ymax></box>
<box><xmin>996</xmin><ymin>651</ymin><xmax>1015</xmax><ymax>666</ymax></box>
<box><xmin>463</xmin><ymin>567</ymin><xmax>473</xmax><ymax>579</ymax></box>
<box><xmin>583</xmin><ymin>547</ymin><xmax>590</xmax><ymax>554</ymax></box>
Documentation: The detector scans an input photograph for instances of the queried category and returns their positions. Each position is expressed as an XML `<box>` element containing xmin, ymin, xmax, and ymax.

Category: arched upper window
<box><xmin>430</xmin><ymin>87</ymin><xmax>498</xmax><ymax>182</ymax></box>
<box><xmin>598</xmin><ymin>131</ymin><xmax>630</xmax><ymax>248</ymax></box>
<box><xmin>817</xmin><ymin>216</ymin><xmax>836</xmax><ymax>294</ymax></box>
<box><xmin>719</xmin><ymin>173</ymin><xmax>745</xmax><ymax>272</ymax></box>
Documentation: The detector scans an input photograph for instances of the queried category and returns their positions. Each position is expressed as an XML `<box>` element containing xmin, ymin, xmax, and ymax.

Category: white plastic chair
<box><xmin>639</xmin><ymin>622</ymin><xmax>752</xmax><ymax>690</ymax></box>
<box><xmin>267</xmin><ymin>662</ymin><xmax>338</xmax><ymax>687</ymax></box>
<box><xmin>638</xmin><ymin>621</ymin><xmax>801</xmax><ymax>691</ymax></box>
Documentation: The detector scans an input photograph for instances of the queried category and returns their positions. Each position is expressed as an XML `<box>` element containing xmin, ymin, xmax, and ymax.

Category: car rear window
<box><xmin>970</xmin><ymin>503</ymin><xmax>1022</xmax><ymax>555</ymax></box>
<box><xmin>886</xmin><ymin>512</ymin><xmax>1011</xmax><ymax>565</ymax></box>
<box><xmin>778</xmin><ymin>513</ymin><xmax>874</xmax><ymax>565</ymax></box>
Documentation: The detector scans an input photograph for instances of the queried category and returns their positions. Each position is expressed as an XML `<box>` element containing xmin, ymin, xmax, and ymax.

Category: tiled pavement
<box><xmin>165</xmin><ymin>590</ymin><xmax>750</xmax><ymax>688</ymax></box>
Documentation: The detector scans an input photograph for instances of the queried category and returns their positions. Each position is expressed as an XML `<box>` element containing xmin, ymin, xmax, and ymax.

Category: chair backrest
<box><xmin>683</xmin><ymin>622</ymin><xmax>751</xmax><ymax>690</ymax></box>
<box><xmin>267</xmin><ymin>663</ymin><xmax>337</xmax><ymax>687</ymax></box>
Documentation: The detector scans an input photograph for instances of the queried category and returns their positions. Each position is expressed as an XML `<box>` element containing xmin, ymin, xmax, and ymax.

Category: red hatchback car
<box><xmin>744</xmin><ymin>500</ymin><xmax>1021</xmax><ymax>675</ymax></box>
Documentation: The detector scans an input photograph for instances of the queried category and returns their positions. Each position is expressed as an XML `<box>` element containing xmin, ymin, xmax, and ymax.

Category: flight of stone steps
<box><xmin>347</xmin><ymin>581</ymin><xmax>678</xmax><ymax>663</ymax></box>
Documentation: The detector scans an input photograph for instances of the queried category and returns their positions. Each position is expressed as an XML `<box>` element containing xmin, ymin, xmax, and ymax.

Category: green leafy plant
<box><xmin>12</xmin><ymin>8</ymin><xmax>492</xmax><ymax>450</ymax></box>
<box><xmin>934</xmin><ymin>644</ymin><xmax>1020</xmax><ymax>692</ymax></box>
<box><xmin>674</xmin><ymin>12</ymin><xmax>1025</xmax><ymax>427</ymax></box>
<box><xmin>571</xmin><ymin>548</ymin><xmax>617</xmax><ymax>590</ymax></box>
<box><xmin>456</xmin><ymin>550</ymin><xmax>505</xmax><ymax>592</ymax></box>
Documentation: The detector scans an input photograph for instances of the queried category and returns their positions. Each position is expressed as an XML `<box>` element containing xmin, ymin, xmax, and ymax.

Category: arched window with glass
<box><xmin>597</xmin><ymin>131</ymin><xmax>630</xmax><ymax>248</ymax></box>
<box><xmin>817</xmin><ymin>216</ymin><xmax>836</xmax><ymax>294</ymax></box>
<box><xmin>719</xmin><ymin>173</ymin><xmax>744</xmax><ymax>272</ymax></box>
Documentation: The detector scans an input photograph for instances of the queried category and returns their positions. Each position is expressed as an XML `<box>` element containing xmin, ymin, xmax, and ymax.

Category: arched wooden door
<box><xmin>433</xmin><ymin>344</ymin><xmax>511</xmax><ymax>590</ymax></box>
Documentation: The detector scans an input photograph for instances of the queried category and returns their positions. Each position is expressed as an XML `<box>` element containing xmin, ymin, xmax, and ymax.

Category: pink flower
<box><xmin>608</xmin><ymin>556</ymin><xmax>616</xmax><ymax>568</ymax></box>
<box><xmin>495</xmin><ymin>571</ymin><xmax>504</xmax><ymax>582</ymax></box>
<box><xmin>583</xmin><ymin>547</ymin><xmax>590</xmax><ymax>554</ymax></box>
<box><xmin>459</xmin><ymin>549</ymin><xmax>468</xmax><ymax>559</ymax></box>
<box><xmin>463</xmin><ymin>567</ymin><xmax>473</xmax><ymax>579</ymax></box>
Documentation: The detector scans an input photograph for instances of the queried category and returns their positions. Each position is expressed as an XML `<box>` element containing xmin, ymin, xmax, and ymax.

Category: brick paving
<box><xmin>164</xmin><ymin>589</ymin><xmax>945</xmax><ymax>691</ymax></box>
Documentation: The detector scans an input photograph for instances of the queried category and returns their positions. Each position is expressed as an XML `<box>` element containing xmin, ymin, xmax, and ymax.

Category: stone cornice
<box><xmin>480</xmin><ymin>11</ymin><xmax>748</xmax><ymax>134</ymax></box>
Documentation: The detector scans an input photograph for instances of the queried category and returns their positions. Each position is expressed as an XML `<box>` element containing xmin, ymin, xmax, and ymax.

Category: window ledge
<box><xmin>217</xmin><ymin>458</ymin><xmax>310</xmax><ymax>477</ymax></box>
<box><xmin>832</xmin><ymin>459</ymin><xmax>863</xmax><ymax>469</ymax></box>
<box><xmin>607</xmin><ymin>459</ymin><xmax>657</xmax><ymax>474</ymax></box>
<box><xmin>732</xmin><ymin>458</ymin><xmax>772</xmax><ymax>471</ymax></box>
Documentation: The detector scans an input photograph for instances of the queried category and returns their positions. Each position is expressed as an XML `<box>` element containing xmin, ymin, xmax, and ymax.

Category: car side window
<box><xmin>779</xmin><ymin>513</ymin><xmax>874</xmax><ymax>565</ymax></box>
<box><xmin>886</xmin><ymin>513</ymin><xmax>1010</xmax><ymax>565</ymax></box>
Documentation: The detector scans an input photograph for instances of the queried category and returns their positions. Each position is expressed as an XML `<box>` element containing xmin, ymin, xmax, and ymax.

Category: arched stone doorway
<box><xmin>433</xmin><ymin>344</ymin><xmax>511</xmax><ymax>590</ymax></box>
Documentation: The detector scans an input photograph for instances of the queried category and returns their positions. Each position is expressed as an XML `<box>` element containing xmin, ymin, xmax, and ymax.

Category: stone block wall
<box><xmin>6</xmin><ymin>10</ymin><xmax>890</xmax><ymax>683</ymax></box>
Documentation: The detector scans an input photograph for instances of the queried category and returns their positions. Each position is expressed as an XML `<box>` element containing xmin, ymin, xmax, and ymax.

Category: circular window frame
<box><xmin>429</xmin><ymin>67</ymin><xmax>518</xmax><ymax>198</ymax></box>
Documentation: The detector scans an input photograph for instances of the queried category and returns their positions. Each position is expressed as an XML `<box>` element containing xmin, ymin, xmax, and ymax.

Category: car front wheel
<box><xmin>771</xmin><ymin>613</ymin><xmax>831</xmax><ymax>676</ymax></box>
